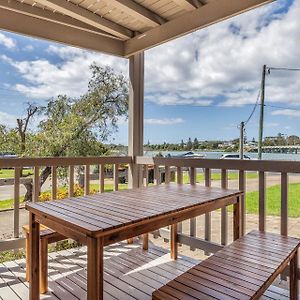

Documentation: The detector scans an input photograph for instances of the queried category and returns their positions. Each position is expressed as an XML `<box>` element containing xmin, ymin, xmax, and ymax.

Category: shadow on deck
<box><xmin>0</xmin><ymin>241</ymin><xmax>295</xmax><ymax>299</ymax></box>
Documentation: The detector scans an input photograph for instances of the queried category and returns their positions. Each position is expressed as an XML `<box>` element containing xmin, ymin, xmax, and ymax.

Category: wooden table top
<box><xmin>26</xmin><ymin>185</ymin><xmax>242</xmax><ymax>238</ymax></box>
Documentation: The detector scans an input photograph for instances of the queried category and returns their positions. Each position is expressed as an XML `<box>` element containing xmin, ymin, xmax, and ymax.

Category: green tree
<box><xmin>193</xmin><ymin>138</ymin><xmax>199</xmax><ymax>150</ymax></box>
<box><xmin>13</xmin><ymin>64</ymin><xmax>128</xmax><ymax>201</ymax></box>
<box><xmin>186</xmin><ymin>138</ymin><xmax>193</xmax><ymax>151</ymax></box>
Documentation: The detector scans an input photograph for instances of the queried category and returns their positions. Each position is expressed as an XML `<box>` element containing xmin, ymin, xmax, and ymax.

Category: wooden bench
<box><xmin>22</xmin><ymin>224</ymin><xmax>65</xmax><ymax>294</ymax></box>
<box><xmin>153</xmin><ymin>230</ymin><xmax>299</xmax><ymax>300</ymax></box>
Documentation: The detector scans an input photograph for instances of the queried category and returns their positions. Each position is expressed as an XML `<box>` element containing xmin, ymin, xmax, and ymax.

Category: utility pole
<box><xmin>240</xmin><ymin>121</ymin><xmax>245</xmax><ymax>159</ymax></box>
<box><xmin>258</xmin><ymin>64</ymin><xmax>267</xmax><ymax>160</ymax></box>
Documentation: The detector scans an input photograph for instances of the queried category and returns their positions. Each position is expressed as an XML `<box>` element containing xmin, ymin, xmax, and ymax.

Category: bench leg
<box><xmin>170</xmin><ymin>224</ymin><xmax>178</xmax><ymax>260</ymax></box>
<box><xmin>40</xmin><ymin>239</ymin><xmax>48</xmax><ymax>294</ymax></box>
<box><xmin>25</xmin><ymin>232</ymin><xmax>30</xmax><ymax>282</ymax></box>
<box><xmin>290</xmin><ymin>250</ymin><xmax>298</xmax><ymax>300</ymax></box>
<box><xmin>142</xmin><ymin>233</ymin><xmax>148</xmax><ymax>250</ymax></box>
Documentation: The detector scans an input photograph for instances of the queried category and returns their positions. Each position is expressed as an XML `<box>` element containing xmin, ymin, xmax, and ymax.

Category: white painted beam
<box><xmin>34</xmin><ymin>0</ymin><xmax>133</xmax><ymax>39</ymax></box>
<box><xmin>108</xmin><ymin>0</ymin><xmax>166</xmax><ymax>27</ymax></box>
<box><xmin>0</xmin><ymin>8</ymin><xmax>124</xmax><ymax>57</ymax></box>
<box><xmin>128</xmin><ymin>52</ymin><xmax>144</xmax><ymax>189</ymax></box>
<box><xmin>0</xmin><ymin>0</ymin><xmax>120</xmax><ymax>39</ymax></box>
<box><xmin>124</xmin><ymin>0</ymin><xmax>275</xmax><ymax>57</ymax></box>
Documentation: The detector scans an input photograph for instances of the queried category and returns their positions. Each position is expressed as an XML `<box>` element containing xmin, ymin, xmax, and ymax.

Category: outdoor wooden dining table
<box><xmin>26</xmin><ymin>184</ymin><xmax>243</xmax><ymax>300</ymax></box>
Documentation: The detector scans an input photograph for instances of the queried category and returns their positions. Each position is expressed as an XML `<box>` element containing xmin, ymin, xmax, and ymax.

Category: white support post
<box><xmin>128</xmin><ymin>52</ymin><xmax>144</xmax><ymax>189</ymax></box>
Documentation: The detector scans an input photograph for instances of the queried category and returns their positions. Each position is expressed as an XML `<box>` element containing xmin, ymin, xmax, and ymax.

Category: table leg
<box><xmin>29</xmin><ymin>212</ymin><xmax>40</xmax><ymax>300</ymax></box>
<box><xmin>233</xmin><ymin>196</ymin><xmax>241</xmax><ymax>240</ymax></box>
<box><xmin>171</xmin><ymin>223</ymin><xmax>178</xmax><ymax>260</ymax></box>
<box><xmin>87</xmin><ymin>237</ymin><xmax>104</xmax><ymax>300</ymax></box>
<box><xmin>25</xmin><ymin>232</ymin><xmax>30</xmax><ymax>282</ymax></box>
<box><xmin>40</xmin><ymin>238</ymin><xmax>48</xmax><ymax>294</ymax></box>
<box><xmin>142</xmin><ymin>233</ymin><xmax>149</xmax><ymax>250</ymax></box>
<box><xmin>290</xmin><ymin>250</ymin><xmax>298</xmax><ymax>300</ymax></box>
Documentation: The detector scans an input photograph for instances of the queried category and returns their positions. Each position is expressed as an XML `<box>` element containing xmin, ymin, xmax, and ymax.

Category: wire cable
<box><xmin>244</xmin><ymin>89</ymin><xmax>261</xmax><ymax>125</ymax></box>
<box><xmin>268</xmin><ymin>67</ymin><xmax>300</xmax><ymax>72</ymax></box>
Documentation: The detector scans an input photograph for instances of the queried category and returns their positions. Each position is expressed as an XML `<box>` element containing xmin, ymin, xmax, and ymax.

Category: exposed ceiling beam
<box><xmin>33</xmin><ymin>0</ymin><xmax>133</xmax><ymax>39</ymax></box>
<box><xmin>172</xmin><ymin>0</ymin><xmax>201</xmax><ymax>11</ymax></box>
<box><xmin>0</xmin><ymin>0</ymin><xmax>121</xmax><ymax>39</ymax></box>
<box><xmin>108</xmin><ymin>0</ymin><xmax>166</xmax><ymax>27</ymax></box>
<box><xmin>0</xmin><ymin>8</ymin><xmax>124</xmax><ymax>56</ymax></box>
<box><xmin>124</xmin><ymin>0</ymin><xmax>275</xmax><ymax>57</ymax></box>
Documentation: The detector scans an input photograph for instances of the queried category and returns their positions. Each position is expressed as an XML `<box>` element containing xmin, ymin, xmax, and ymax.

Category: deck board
<box><xmin>0</xmin><ymin>242</ymin><xmax>296</xmax><ymax>300</ymax></box>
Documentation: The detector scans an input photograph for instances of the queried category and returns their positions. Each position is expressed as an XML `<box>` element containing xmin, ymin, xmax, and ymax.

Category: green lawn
<box><xmin>1</xmin><ymin>180</ymin><xmax>300</xmax><ymax>218</ymax></box>
<box><xmin>182</xmin><ymin>171</ymin><xmax>257</xmax><ymax>183</ymax></box>
<box><xmin>246</xmin><ymin>183</ymin><xmax>300</xmax><ymax>218</ymax></box>
<box><xmin>0</xmin><ymin>169</ymin><xmax>32</xmax><ymax>179</ymax></box>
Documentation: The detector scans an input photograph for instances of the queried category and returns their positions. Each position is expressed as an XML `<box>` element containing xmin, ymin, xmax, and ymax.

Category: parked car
<box><xmin>221</xmin><ymin>154</ymin><xmax>251</xmax><ymax>160</ymax></box>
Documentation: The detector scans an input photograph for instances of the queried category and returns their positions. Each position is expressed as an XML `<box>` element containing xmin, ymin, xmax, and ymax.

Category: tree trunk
<box><xmin>24</xmin><ymin>166</ymin><xmax>52</xmax><ymax>202</ymax></box>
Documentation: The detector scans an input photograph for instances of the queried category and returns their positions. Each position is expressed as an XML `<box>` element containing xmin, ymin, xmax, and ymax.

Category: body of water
<box><xmin>144</xmin><ymin>151</ymin><xmax>300</xmax><ymax>161</ymax></box>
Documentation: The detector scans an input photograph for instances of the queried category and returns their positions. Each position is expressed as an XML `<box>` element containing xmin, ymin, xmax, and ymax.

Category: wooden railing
<box><xmin>0</xmin><ymin>156</ymin><xmax>132</xmax><ymax>252</ymax></box>
<box><xmin>136</xmin><ymin>156</ymin><xmax>300</xmax><ymax>259</ymax></box>
<box><xmin>1</xmin><ymin>155</ymin><xmax>300</xmax><ymax>278</ymax></box>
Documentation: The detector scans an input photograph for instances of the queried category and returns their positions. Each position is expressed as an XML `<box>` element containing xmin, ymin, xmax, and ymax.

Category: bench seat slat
<box><xmin>153</xmin><ymin>231</ymin><xmax>300</xmax><ymax>300</ymax></box>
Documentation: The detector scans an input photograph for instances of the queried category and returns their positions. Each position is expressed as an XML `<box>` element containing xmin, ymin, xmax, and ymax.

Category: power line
<box><xmin>268</xmin><ymin>67</ymin><xmax>300</xmax><ymax>72</ymax></box>
<box><xmin>262</xmin><ymin>103</ymin><xmax>300</xmax><ymax>112</ymax></box>
<box><xmin>244</xmin><ymin>89</ymin><xmax>260</xmax><ymax>125</ymax></box>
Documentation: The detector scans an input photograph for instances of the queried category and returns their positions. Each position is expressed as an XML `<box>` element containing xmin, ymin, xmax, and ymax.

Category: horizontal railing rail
<box><xmin>0</xmin><ymin>156</ymin><xmax>132</xmax><ymax>168</ymax></box>
<box><xmin>136</xmin><ymin>156</ymin><xmax>300</xmax><ymax>173</ymax></box>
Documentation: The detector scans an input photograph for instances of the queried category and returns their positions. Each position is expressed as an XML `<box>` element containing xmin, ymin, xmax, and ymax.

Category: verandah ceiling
<box><xmin>0</xmin><ymin>0</ymin><xmax>274</xmax><ymax>57</ymax></box>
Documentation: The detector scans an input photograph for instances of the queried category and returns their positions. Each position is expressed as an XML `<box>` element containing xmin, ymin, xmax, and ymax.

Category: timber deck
<box><xmin>0</xmin><ymin>241</ymin><xmax>296</xmax><ymax>300</ymax></box>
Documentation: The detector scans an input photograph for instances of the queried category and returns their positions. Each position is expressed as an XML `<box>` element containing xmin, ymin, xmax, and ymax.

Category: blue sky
<box><xmin>0</xmin><ymin>0</ymin><xmax>300</xmax><ymax>144</ymax></box>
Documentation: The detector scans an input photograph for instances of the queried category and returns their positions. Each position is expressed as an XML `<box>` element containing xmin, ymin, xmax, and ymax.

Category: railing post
<box><xmin>14</xmin><ymin>167</ymin><xmax>20</xmax><ymax>238</ymax></box>
<box><xmin>33</xmin><ymin>166</ymin><xmax>40</xmax><ymax>202</ymax></box>
<box><xmin>165</xmin><ymin>166</ymin><xmax>171</xmax><ymax>184</ymax></box>
<box><xmin>259</xmin><ymin>171</ymin><xmax>266</xmax><ymax>232</ymax></box>
<box><xmin>143</xmin><ymin>164</ymin><xmax>149</xmax><ymax>187</ymax></box>
<box><xmin>190</xmin><ymin>167</ymin><xmax>196</xmax><ymax>250</ymax></box>
<box><xmin>154</xmin><ymin>165</ymin><xmax>160</xmax><ymax>185</ymax></box>
<box><xmin>128</xmin><ymin>52</ymin><xmax>144</xmax><ymax>189</ymax></box>
<box><xmin>177</xmin><ymin>167</ymin><xmax>183</xmax><ymax>234</ymax></box>
<box><xmin>221</xmin><ymin>169</ymin><xmax>228</xmax><ymax>245</ymax></box>
<box><xmin>177</xmin><ymin>167</ymin><xmax>183</xmax><ymax>185</ymax></box>
<box><xmin>84</xmin><ymin>165</ymin><xmax>90</xmax><ymax>196</ymax></box>
<box><xmin>204</xmin><ymin>168</ymin><xmax>211</xmax><ymax>254</ymax></box>
<box><xmin>281</xmin><ymin>172</ymin><xmax>288</xmax><ymax>236</ymax></box>
<box><xmin>99</xmin><ymin>164</ymin><xmax>105</xmax><ymax>193</ymax></box>
<box><xmin>68</xmin><ymin>165</ymin><xmax>74</xmax><ymax>197</ymax></box>
<box><xmin>51</xmin><ymin>166</ymin><xmax>57</xmax><ymax>200</ymax></box>
<box><xmin>239</xmin><ymin>170</ymin><xmax>246</xmax><ymax>235</ymax></box>
<box><xmin>114</xmin><ymin>164</ymin><xmax>119</xmax><ymax>191</ymax></box>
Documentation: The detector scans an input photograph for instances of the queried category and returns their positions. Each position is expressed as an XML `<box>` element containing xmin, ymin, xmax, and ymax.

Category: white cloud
<box><xmin>271</xmin><ymin>109</ymin><xmax>300</xmax><ymax>117</ymax></box>
<box><xmin>0</xmin><ymin>33</ymin><xmax>16</xmax><ymax>49</ymax></box>
<box><xmin>145</xmin><ymin>118</ymin><xmax>184</xmax><ymax>125</ymax></box>
<box><xmin>2</xmin><ymin>45</ymin><xmax>127</xmax><ymax>99</ymax></box>
<box><xmin>145</xmin><ymin>0</ymin><xmax>300</xmax><ymax>107</ymax></box>
<box><xmin>0</xmin><ymin>111</ymin><xmax>16</xmax><ymax>127</ymax></box>
<box><xmin>1</xmin><ymin>0</ymin><xmax>300</xmax><ymax>109</ymax></box>
<box><xmin>24</xmin><ymin>45</ymin><xmax>34</xmax><ymax>51</ymax></box>
<box><xmin>146</xmin><ymin>93</ymin><xmax>212</xmax><ymax>106</ymax></box>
